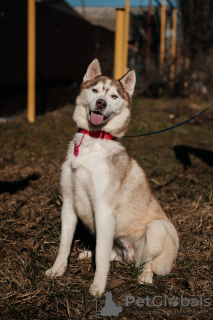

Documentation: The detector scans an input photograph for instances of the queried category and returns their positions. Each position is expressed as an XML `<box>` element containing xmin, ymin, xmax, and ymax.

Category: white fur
<box><xmin>83</xmin><ymin>58</ymin><xmax>101</xmax><ymax>82</ymax></box>
<box><xmin>45</xmin><ymin>60</ymin><xmax>179</xmax><ymax>298</ymax></box>
<box><xmin>73</xmin><ymin>79</ymin><xmax>130</xmax><ymax>138</ymax></box>
<box><xmin>120</xmin><ymin>69</ymin><xmax>136</xmax><ymax>96</ymax></box>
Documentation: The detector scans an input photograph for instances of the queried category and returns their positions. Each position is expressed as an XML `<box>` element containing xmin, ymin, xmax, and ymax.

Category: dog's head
<box><xmin>73</xmin><ymin>59</ymin><xmax>136</xmax><ymax>138</ymax></box>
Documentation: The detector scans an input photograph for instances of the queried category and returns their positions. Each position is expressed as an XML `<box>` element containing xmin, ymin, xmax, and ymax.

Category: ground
<box><xmin>0</xmin><ymin>97</ymin><xmax>212</xmax><ymax>319</ymax></box>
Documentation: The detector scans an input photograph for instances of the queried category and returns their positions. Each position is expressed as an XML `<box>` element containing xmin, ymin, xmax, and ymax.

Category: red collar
<box><xmin>74</xmin><ymin>128</ymin><xmax>116</xmax><ymax>156</ymax></box>
<box><xmin>78</xmin><ymin>128</ymin><xmax>116</xmax><ymax>140</ymax></box>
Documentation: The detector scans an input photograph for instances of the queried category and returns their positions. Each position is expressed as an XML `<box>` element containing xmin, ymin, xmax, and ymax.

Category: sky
<box><xmin>65</xmin><ymin>0</ymin><xmax>177</xmax><ymax>8</ymax></box>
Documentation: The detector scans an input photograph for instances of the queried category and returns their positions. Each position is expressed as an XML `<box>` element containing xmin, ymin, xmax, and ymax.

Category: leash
<box><xmin>124</xmin><ymin>103</ymin><xmax>213</xmax><ymax>138</ymax></box>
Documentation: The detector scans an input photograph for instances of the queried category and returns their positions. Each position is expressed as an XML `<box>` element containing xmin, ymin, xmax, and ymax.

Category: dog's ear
<box><xmin>119</xmin><ymin>69</ymin><xmax>136</xmax><ymax>97</ymax></box>
<box><xmin>83</xmin><ymin>59</ymin><xmax>102</xmax><ymax>82</ymax></box>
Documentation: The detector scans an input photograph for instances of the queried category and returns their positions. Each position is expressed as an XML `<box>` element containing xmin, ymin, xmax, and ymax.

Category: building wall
<box><xmin>0</xmin><ymin>0</ymin><xmax>114</xmax><ymax>116</ymax></box>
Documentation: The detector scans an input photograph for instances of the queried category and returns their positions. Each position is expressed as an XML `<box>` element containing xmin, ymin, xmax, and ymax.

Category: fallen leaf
<box><xmin>107</xmin><ymin>279</ymin><xmax>124</xmax><ymax>289</ymax></box>
<box><xmin>188</xmin><ymin>277</ymin><xmax>210</xmax><ymax>293</ymax></box>
<box><xmin>25</xmin><ymin>238</ymin><xmax>35</xmax><ymax>247</ymax></box>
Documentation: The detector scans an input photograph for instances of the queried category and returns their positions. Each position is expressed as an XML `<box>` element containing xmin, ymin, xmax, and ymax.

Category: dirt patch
<box><xmin>0</xmin><ymin>98</ymin><xmax>212</xmax><ymax>319</ymax></box>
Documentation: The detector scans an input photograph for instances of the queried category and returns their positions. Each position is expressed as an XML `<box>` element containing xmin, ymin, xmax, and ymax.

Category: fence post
<box><xmin>114</xmin><ymin>8</ymin><xmax>125</xmax><ymax>79</ymax></box>
<box><xmin>145</xmin><ymin>0</ymin><xmax>152</xmax><ymax>91</ymax></box>
<box><xmin>159</xmin><ymin>0</ymin><xmax>166</xmax><ymax>94</ymax></box>
<box><xmin>123</xmin><ymin>0</ymin><xmax>130</xmax><ymax>74</ymax></box>
<box><xmin>184</xmin><ymin>56</ymin><xmax>190</xmax><ymax>96</ymax></box>
<box><xmin>170</xmin><ymin>8</ymin><xmax>177</xmax><ymax>89</ymax></box>
<box><xmin>27</xmin><ymin>0</ymin><xmax>36</xmax><ymax>123</ymax></box>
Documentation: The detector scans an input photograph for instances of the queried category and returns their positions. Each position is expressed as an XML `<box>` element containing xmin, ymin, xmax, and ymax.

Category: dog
<box><xmin>45</xmin><ymin>59</ymin><xmax>179</xmax><ymax>297</ymax></box>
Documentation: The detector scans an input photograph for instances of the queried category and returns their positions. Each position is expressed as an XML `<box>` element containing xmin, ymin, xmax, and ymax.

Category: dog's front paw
<box><xmin>89</xmin><ymin>282</ymin><xmax>105</xmax><ymax>297</ymax></box>
<box><xmin>138</xmin><ymin>271</ymin><xmax>153</xmax><ymax>284</ymax></box>
<box><xmin>45</xmin><ymin>262</ymin><xmax>67</xmax><ymax>277</ymax></box>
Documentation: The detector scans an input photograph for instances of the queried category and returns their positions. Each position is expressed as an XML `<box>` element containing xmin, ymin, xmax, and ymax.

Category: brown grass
<box><xmin>0</xmin><ymin>97</ymin><xmax>212</xmax><ymax>319</ymax></box>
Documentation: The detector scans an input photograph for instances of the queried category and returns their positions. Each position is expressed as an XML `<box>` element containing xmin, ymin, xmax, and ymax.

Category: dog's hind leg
<box><xmin>137</xmin><ymin>219</ymin><xmax>179</xmax><ymax>284</ymax></box>
<box><xmin>110</xmin><ymin>247</ymin><xmax>123</xmax><ymax>261</ymax></box>
<box><xmin>78</xmin><ymin>250</ymin><xmax>93</xmax><ymax>259</ymax></box>
<box><xmin>78</xmin><ymin>248</ymin><xmax>122</xmax><ymax>261</ymax></box>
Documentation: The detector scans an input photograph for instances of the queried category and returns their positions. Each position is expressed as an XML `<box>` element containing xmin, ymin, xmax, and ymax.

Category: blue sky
<box><xmin>65</xmin><ymin>0</ymin><xmax>177</xmax><ymax>7</ymax></box>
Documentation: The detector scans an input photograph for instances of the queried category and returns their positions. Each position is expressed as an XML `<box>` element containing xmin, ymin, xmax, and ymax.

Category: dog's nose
<box><xmin>96</xmin><ymin>99</ymin><xmax>107</xmax><ymax>109</ymax></box>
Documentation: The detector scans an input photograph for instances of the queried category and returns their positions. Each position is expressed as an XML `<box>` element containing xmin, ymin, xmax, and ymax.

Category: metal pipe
<box><xmin>123</xmin><ymin>0</ymin><xmax>130</xmax><ymax>73</ymax></box>
<box><xmin>114</xmin><ymin>8</ymin><xmax>125</xmax><ymax>79</ymax></box>
<box><xmin>27</xmin><ymin>0</ymin><xmax>36</xmax><ymax>123</ymax></box>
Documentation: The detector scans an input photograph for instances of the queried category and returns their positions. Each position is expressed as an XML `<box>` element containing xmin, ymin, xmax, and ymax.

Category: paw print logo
<box><xmin>168</xmin><ymin>296</ymin><xmax>179</xmax><ymax>307</ymax></box>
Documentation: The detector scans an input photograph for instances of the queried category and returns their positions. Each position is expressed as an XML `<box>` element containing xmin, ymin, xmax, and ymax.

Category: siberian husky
<box><xmin>45</xmin><ymin>59</ymin><xmax>179</xmax><ymax>297</ymax></box>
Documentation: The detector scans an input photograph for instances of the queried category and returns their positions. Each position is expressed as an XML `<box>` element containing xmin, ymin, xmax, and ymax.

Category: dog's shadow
<box><xmin>73</xmin><ymin>219</ymin><xmax>96</xmax><ymax>268</ymax></box>
<box><xmin>0</xmin><ymin>173</ymin><xmax>40</xmax><ymax>195</ymax></box>
<box><xmin>173</xmin><ymin>145</ymin><xmax>213</xmax><ymax>169</ymax></box>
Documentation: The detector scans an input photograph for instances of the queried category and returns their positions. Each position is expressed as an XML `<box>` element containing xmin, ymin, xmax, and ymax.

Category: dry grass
<box><xmin>0</xmin><ymin>97</ymin><xmax>212</xmax><ymax>319</ymax></box>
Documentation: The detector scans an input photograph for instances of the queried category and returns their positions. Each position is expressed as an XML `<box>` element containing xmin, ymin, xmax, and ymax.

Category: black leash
<box><xmin>124</xmin><ymin>103</ymin><xmax>213</xmax><ymax>138</ymax></box>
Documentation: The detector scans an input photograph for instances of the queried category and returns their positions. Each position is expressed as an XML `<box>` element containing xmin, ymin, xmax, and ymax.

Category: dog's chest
<box><xmin>68</xmin><ymin>135</ymin><xmax>111</xmax><ymax>231</ymax></box>
<box><xmin>70</xmin><ymin>135</ymin><xmax>108</xmax><ymax>173</ymax></box>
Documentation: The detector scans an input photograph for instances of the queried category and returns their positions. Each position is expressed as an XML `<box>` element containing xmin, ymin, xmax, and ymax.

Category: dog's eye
<box><xmin>92</xmin><ymin>89</ymin><xmax>98</xmax><ymax>93</ymax></box>
<box><xmin>112</xmin><ymin>95</ymin><xmax>118</xmax><ymax>99</ymax></box>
